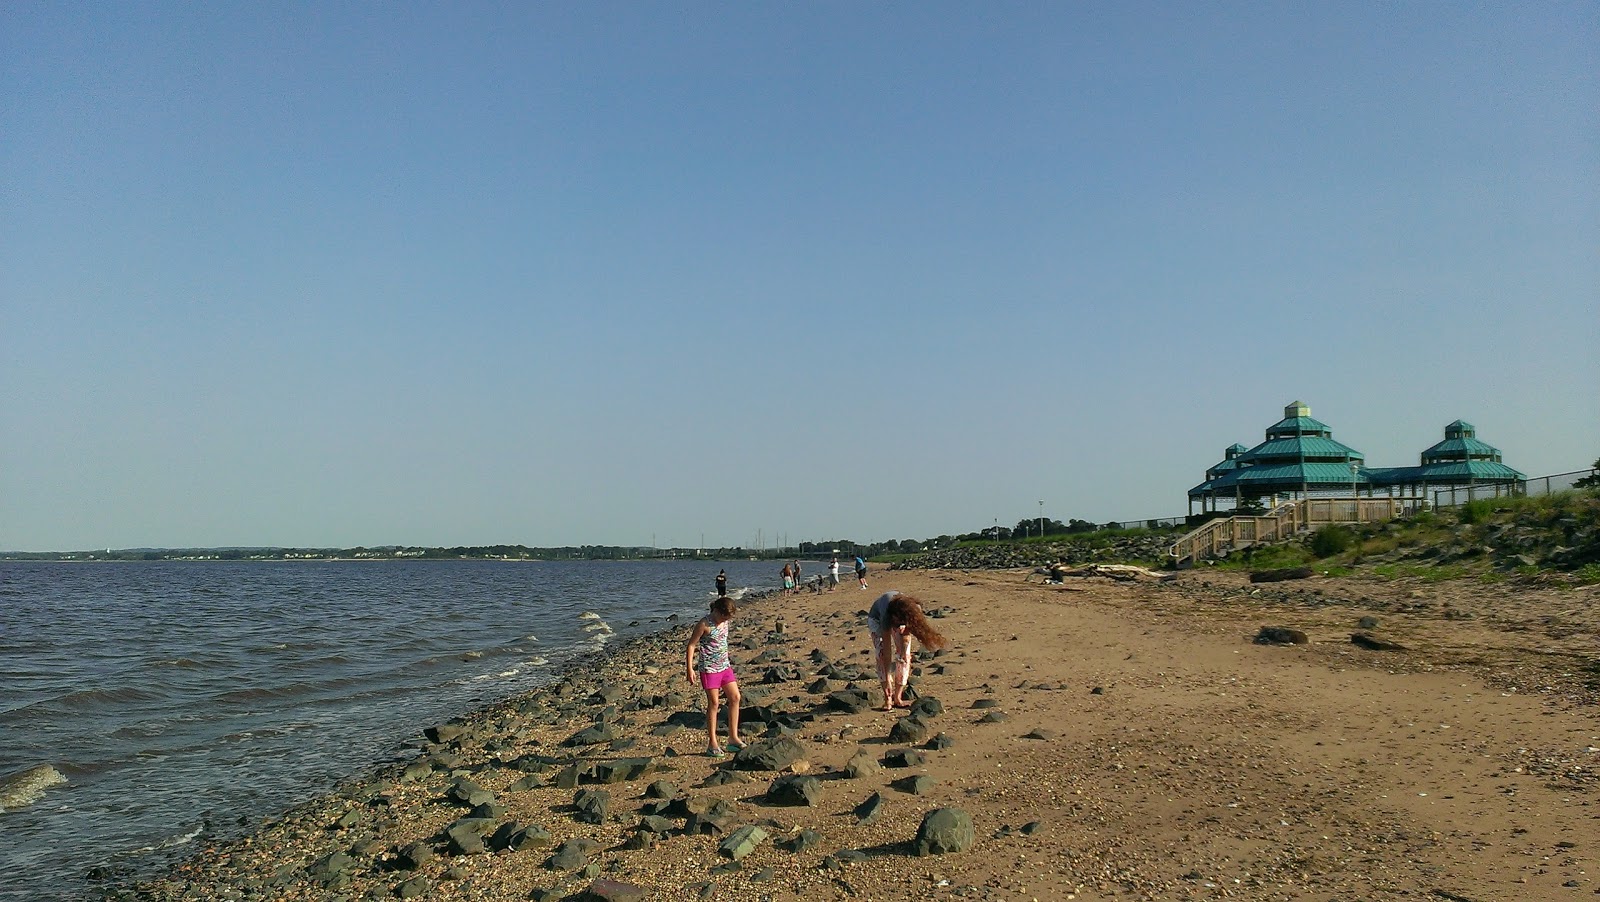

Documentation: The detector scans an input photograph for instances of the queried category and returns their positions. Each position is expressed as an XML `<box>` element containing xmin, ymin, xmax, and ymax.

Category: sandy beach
<box><xmin>129</xmin><ymin>564</ymin><xmax>1599</xmax><ymax>902</ymax></box>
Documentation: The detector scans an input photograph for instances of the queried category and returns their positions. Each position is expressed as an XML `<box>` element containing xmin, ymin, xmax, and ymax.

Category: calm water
<box><xmin>0</xmin><ymin>559</ymin><xmax>778</xmax><ymax>901</ymax></box>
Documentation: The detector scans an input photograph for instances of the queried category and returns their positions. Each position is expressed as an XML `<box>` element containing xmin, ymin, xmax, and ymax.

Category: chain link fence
<box><xmin>1431</xmin><ymin>467</ymin><xmax>1596</xmax><ymax>508</ymax></box>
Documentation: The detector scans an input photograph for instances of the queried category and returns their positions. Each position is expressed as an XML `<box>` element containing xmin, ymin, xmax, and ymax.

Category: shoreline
<box><xmin>122</xmin><ymin>566</ymin><xmax>1599</xmax><ymax>901</ymax></box>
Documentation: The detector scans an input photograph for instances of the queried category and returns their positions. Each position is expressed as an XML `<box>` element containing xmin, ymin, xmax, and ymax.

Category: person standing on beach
<box><xmin>827</xmin><ymin>557</ymin><xmax>840</xmax><ymax>591</ymax></box>
<box><xmin>866</xmin><ymin>591</ymin><xmax>947</xmax><ymax>710</ymax></box>
<box><xmin>781</xmin><ymin>562</ymin><xmax>794</xmax><ymax>594</ymax></box>
<box><xmin>686</xmin><ymin>596</ymin><xmax>745</xmax><ymax>757</ymax></box>
<box><xmin>715</xmin><ymin>569</ymin><xmax>727</xmax><ymax>597</ymax></box>
<box><xmin>792</xmin><ymin>559</ymin><xmax>802</xmax><ymax>592</ymax></box>
<box><xmin>854</xmin><ymin>555</ymin><xmax>868</xmax><ymax>589</ymax></box>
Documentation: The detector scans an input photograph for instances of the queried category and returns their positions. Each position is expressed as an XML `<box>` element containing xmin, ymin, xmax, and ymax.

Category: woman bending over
<box><xmin>866</xmin><ymin>591</ymin><xmax>948</xmax><ymax>710</ymax></box>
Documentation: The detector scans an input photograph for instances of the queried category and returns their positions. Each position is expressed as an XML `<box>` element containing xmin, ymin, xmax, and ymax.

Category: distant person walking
<box><xmin>715</xmin><ymin>569</ymin><xmax>727</xmax><ymax>597</ymax></box>
<box><xmin>854</xmin><ymin>555</ymin><xmax>868</xmax><ymax>589</ymax></box>
<box><xmin>686</xmin><ymin>596</ymin><xmax>745</xmax><ymax>757</ymax></box>
<box><xmin>866</xmin><ymin>591</ymin><xmax>948</xmax><ymax>711</ymax></box>
<box><xmin>827</xmin><ymin>557</ymin><xmax>840</xmax><ymax>591</ymax></box>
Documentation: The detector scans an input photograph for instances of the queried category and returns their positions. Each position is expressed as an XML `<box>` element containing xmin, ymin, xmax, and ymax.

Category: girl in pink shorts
<box><xmin>686</xmin><ymin>595</ymin><xmax>745</xmax><ymax>757</ymax></box>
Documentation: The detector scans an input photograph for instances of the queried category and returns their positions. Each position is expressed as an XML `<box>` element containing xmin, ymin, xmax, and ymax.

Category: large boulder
<box><xmin>914</xmin><ymin>807</ymin><xmax>975</xmax><ymax>856</ymax></box>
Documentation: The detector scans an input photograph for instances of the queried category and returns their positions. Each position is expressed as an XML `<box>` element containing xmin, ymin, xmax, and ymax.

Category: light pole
<box><xmin>1038</xmin><ymin>500</ymin><xmax>1044</xmax><ymax>539</ymax></box>
<box><xmin>1350</xmin><ymin>461</ymin><xmax>1360</xmax><ymax>523</ymax></box>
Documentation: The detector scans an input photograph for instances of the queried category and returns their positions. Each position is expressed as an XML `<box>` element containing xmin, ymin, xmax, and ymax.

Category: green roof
<box><xmin>1239</xmin><ymin>436</ymin><xmax>1364</xmax><ymax>464</ymax></box>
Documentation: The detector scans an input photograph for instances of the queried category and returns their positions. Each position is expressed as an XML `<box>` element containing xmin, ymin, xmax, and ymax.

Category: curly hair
<box><xmin>885</xmin><ymin>594</ymin><xmax>947</xmax><ymax>651</ymax></box>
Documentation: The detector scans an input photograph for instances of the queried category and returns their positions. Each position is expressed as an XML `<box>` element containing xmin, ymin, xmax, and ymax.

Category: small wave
<box><xmin>521</xmin><ymin>656</ymin><xmax>549</xmax><ymax>667</ymax></box>
<box><xmin>581</xmin><ymin>620</ymin><xmax>613</xmax><ymax>634</ymax></box>
<box><xmin>523</xmin><ymin>634</ymin><xmax>538</xmax><ymax>642</ymax></box>
<box><xmin>146</xmin><ymin>657</ymin><xmax>205</xmax><ymax>669</ymax></box>
<box><xmin>56</xmin><ymin>686</ymin><xmax>166</xmax><ymax>709</ymax></box>
<box><xmin>128</xmin><ymin>823</ymin><xmax>204</xmax><ymax>854</ymax></box>
<box><xmin>0</xmin><ymin>764</ymin><xmax>68</xmax><ymax>813</ymax></box>
<box><xmin>578</xmin><ymin>611</ymin><xmax>601</xmax><ymax>620</ymax></box>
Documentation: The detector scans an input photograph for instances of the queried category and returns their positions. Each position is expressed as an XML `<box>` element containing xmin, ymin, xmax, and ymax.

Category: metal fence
<box><xmin>1431</xmin><ymin>468</ymin><xmax>1596</xmax><ymax>508</ymax></box>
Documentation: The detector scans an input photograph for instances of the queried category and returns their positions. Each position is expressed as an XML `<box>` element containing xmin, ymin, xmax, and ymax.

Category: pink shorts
<box><xmin>699</xmin><ymin>667</ymin><xmax>737</xmax><ymax>691</ymax></box>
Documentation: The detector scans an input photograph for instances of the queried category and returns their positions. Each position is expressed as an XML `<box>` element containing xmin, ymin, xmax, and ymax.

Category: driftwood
<box><xmin>1044</xmin><ymin>564</ymin><xmax>1171</xmax><ymax>582</ymax></box>
<box><xmin>1249</xmin><ymin>567</ymin><xmax>1316</xmax><ymax>584</ymax></box>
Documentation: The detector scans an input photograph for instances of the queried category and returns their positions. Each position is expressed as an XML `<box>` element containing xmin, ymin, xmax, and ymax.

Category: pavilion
<box><xmin>1188</xmin><ymin>403</ymin><xmax>1525</xmax><ymax>515</ymax></box>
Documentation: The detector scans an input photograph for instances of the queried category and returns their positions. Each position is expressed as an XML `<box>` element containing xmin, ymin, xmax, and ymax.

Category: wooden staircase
<box><xmin>1168</xmin><ymin>498</ymin><xmax>1407</xmax><ymax>567</ymax></box>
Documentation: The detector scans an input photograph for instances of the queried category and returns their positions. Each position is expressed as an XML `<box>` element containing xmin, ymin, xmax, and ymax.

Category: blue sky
<box><xmin>3</xmin><ymin>3</ymin><xmax>1596</xmax><ymax>552</ymax></box>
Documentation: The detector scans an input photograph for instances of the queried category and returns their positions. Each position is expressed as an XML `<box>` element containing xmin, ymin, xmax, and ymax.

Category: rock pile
<box><xmin>890</xmin><ymin>533</ymin><xmax>1176</xmax><ymax>571</ymax></box>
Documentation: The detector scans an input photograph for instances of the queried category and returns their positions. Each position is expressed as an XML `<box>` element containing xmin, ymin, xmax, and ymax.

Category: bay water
<box><xmin>0</xmin><ymin>559</ymin><xmax>780</xmax><ymax>901</ymax></box>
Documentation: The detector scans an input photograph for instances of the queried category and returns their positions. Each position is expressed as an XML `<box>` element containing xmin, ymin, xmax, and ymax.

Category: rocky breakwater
<box><xmin>120</xmin><ymin>599</ymin><xmax>1002</xmax><ymax>902</ymax></box>
<box><xmin>891</xmin><ymin>533</ymin><xmax>1176</xmax><ymax>571</ymax></box>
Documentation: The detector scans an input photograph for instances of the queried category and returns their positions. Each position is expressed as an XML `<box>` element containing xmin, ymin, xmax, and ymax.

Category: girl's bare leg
<box><xmin>724</xmin><ymin>681</ymin><xmax>743</xmax><ymax>745</ymax></box>
<box><xmin>704</xmin><ymin>687</ymin><xmax>723</xmax><ymax>752</ymax></box>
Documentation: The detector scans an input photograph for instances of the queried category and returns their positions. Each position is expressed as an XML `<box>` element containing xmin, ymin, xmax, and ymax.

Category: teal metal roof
<box><xmin>1239</xmin><ymin>436</ymin><xmax>1364</xmax><ymax>463</ymax></box>
<box><xmin>1191</xmin><ymin>461</ymin><xmax>1370</xmax><ymax>497</ymax></box>
<box><xmin>1265</xmin><ymin>416</ymin><xmax>1332</xmax><ymax>438</ymax></box>
<box><xmin>1367</xmin><ymin>460</ymin><xmax>1526</xmax><ymax>486</ymax></box>
<box><xmin>1422</xmin><ymin>437</ymin><xmax>1503</xmax><ymax>463</ymax></box>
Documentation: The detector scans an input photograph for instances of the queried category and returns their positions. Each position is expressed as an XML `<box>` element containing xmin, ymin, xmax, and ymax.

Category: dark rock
<box><xmin>394</xmin><ymin>876</ymin><xmax>432</xmax><ymax>899</ymax></box>
<box><xmin>573</xmin><ymin>788</ymin><xmax>610</xmax><ymax>824</ymax></box>
<box><xmin>976</xmin><ymin>711</ymin><xmax>1008</xmax><ymax>724</ymax></box>
<box><xmin>779</xmin><ymin>828</ymin><xmax>822</xmax><ymax>853</ymax></box>
<box><xmin>575</xmin><ymin>880</ymin><xmax>648</xmax><ymax>902</ymax></box>
<box><xmin>914</xmin><ymin>807</ymin><xmax>976</xmax><ymax>855</ymax></box>
<box><xmin>590</xmin><ymin>757</ymin><xmax>654</xmax><ymax>784</ymax></box>
<box><xmin>883</xmin><ymin>748</ymin><xmax>926</xmax><ymax>768</ymax></box>
<box><xmin>507</xmin><ymin>774</ymin><xmax>547</xmax><ymax>792</ymax></box>
<box><xmin>1021</xmin><ymin>729</ymin><xmax>1057</xmax><ymax>741</ymax></box>
<box><xmin>1249</xmin><ymin>567</ymin><xmax>1315</xmax><ymax>583</ymax></box>
<box><xmin>733</xmin><ymin>737</ymin><xmax>806</xmax><ymax>771</ymax></box>
<box><xmin>394</xmin><ymin>842</ymin><xmax>434</xmax><ymax>872</ymax></box>
<box><xmin>925</xmin><ymin>733</ymin><xmax>954</xmax><ymax>751</ymax></box>
<box><xmin>889</xmin><ymin>716</ymin><xmax>929</xmax><ymax>744</ymax></box>
<box><xmin>644</xmin><ymin>780</ymin><xmax>679</xmax><ymax>799</ymax></box>
<box><xmin>971</xmin><ymin>698</ymin><xmax>1000</xmax><ymax>709</ymax></box>
<box><xmin>1357</xmin><ymin>615</ymin><xmax>1380</xmax><ymax>629</ymax></box>
<box><xmin>546</xmin><ymin>838</ymin><xmax>595</xmax><ymax>870</ymax></box>
<box><xmin>1351</xmin><ymin>632</ymin><xmax>1408</xmax><ymax>651</ymax></box>
<box><xmin>895</xmin><ymin>774</ymin><xmax>935</xmax><ymax>795</ymax></box>
<box><xmin>853</xmin><ymin>791</ymin><xmax>885</xmax><ymax>824</ymax></box>
<box><xmin>443</xmin><ymin>817</ymin><xmax>495</xmax><ymax>856</ymax></box>
<box><xmin>445</xmin><ymin>778</ymin><xmax>495</xmax><ymax>808</ymax></box>
<box><xmin>766</xmin><ymin>774</ymin><xmax>823</xmax><ymax>807</ymax></box>
<box><xmin>844</xmin><ymin>748</ymin><xmax>881</xmax><ymax>779</ymax></box>
<box><xmin>490</xmin><ymin>821</ymin><xmax>551</xmax><ymax>852</ymax></box>
<box><xmin>306</xmin><ymin>851</ymin><xmax>354</xmax><ymax>885</ymax></box>
<box><xmin>908</xmin><ymin>697</ymin><xmax>944</xmax><ymax>718</ymax></box>
<box><xmin>719</xmin><ymin>825</ymin><xmax>768</xmax><ymax>860</ymax></box>
<box><xmin>805</xmin><ymin>677</ymin><xmax>831</xmax><ymax>694</ymax></box>
<box><xmin>1254</xmin><ymin>626</ymin><xmax>1309</xmax><ymax>645</ymax></box>
<box><xmin>425</xmin><ymin>723</ymin><xmax>469</xmax><ymax>745</ymax></box>
<box><xmin>564</xmin><ymin>723</ymin><xmax>621</xmax><ymax>747</ymax></box>
<box><xmin>826</xmin><ymin>689</ymin><xmax>872</xmax><ymax>714</ymax></box>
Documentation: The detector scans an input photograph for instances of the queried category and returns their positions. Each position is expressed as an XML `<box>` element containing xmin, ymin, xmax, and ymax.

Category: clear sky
<box><xmin>3</xmin><ymin>3</ymin><xmax>1596</xmax><ymax>552</ymax></box>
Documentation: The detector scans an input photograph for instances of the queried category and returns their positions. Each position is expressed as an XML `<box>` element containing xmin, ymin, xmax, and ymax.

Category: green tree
<box><xmin>1575</xmin><ymin>457</ymin><xmax>1600</xmax><ymax>489</ymax></box>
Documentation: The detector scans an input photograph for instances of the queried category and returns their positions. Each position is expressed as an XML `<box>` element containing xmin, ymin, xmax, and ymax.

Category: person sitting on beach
<box><xmin>685</xmin><ymin>596</ymin><xmax>745</xmax><ymax>757</ymax></box>
<box><xmin>866</xmin><ymin>591</ymin><xmax>947</xmax><ymax>711</ymax></box>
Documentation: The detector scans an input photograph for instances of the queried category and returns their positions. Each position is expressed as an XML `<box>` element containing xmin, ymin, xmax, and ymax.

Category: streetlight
<box><xmin>1350</xmin><ymin>461</ymin><xmax>1360</xmax><ymax>523</ymax></box>
<box><xmin>1038</xmin><ymin>500</ymin><xmax>1044</xmax><ymax>539</ymax></box>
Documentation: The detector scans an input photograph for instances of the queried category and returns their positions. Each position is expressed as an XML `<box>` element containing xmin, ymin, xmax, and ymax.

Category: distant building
<box><xmin>1188</xmin><ymin>402</ymin><xmax>1525</xmax><ymax>514</ymax></box>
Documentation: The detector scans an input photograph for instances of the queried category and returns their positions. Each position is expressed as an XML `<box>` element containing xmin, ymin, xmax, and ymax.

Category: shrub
<box><xmin>1458</xmin><ymin>499</ymin><xmax>1496</xmax><ymax>525</ymax></box>
<box><xmin>1310</xmin><ymin>525</ymin><xmax>1354</xmax><ymax>558</ymax></box>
